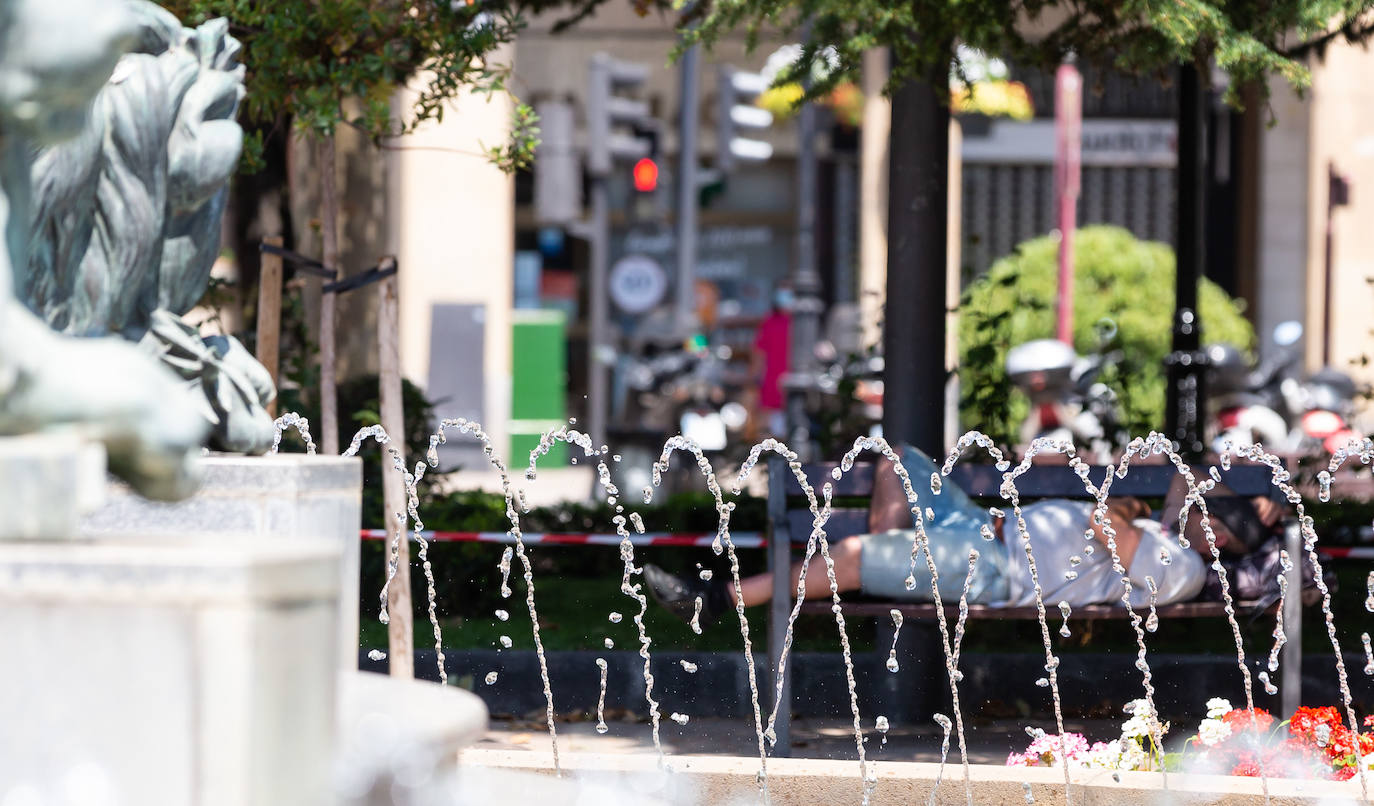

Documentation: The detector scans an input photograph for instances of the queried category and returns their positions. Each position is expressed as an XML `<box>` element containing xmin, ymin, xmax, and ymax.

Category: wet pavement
<box><xmin>476</xmin><ymin>715</ymin><xmax>1123</xmax><ymax>765</ymax></box>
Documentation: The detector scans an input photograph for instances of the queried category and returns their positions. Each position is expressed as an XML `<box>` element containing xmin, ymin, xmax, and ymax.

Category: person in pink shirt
<box><xmin>752</xmin><ymin>285</ymin><xmax>793</xmax><ymax>436</ymax></box>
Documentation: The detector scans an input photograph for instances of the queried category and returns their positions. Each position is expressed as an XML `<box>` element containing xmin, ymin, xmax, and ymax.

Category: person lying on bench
<box><xmin>645</xmin><ymin>446</ymin><xmax>1282</xmax><ymax>629</ymax></box>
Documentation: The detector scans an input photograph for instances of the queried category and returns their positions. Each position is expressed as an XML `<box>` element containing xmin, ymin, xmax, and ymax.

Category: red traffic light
<box><xmin>633</xmin><ymin>157</ymin><xmax>658</xmax><ymax>192</ymax></box>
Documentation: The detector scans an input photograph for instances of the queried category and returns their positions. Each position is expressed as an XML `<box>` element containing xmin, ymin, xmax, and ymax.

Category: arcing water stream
<box><xmin>270</xmin><ymin>415</ymin><xmax>1371</xmax><ymax>805</ymax></box>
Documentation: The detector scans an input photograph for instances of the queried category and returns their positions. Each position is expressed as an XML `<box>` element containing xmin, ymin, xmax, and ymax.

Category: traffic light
<box><xmin>533</xmin><ymin>99</ymin><xmax>579</xmax><ymax>226</ymax></box>
<box><xmin>587</xmin><ymin>53</ymin><xmax>655</xmax><ymax>178</ymax></box>
<box><xmin>632</xmin><ymin>158</ymin><xmax>658</xmax><ymax>193</ymax></box>
<box><xmin>716</xmin><ymin>65</ymin><xmax>773</xmax><ymax>175</ymax></box>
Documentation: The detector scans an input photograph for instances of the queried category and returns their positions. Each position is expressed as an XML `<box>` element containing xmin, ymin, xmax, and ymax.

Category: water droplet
<box><xmin>988</xmin><ymin>507</ymin><xmax>1005</xmax><ymax>519</ymax></box>
<box><xmin>1063</xmin><ymin>570</ymin><xmax>1078</xmax><ymax>581</ymax></box>
<box><xmin>1024</xmin><ymin>782</ymin><xmax>1035</xmax><ymax>803</ymax></box>
<box><xmin>930</xmin><ymin>472</ymin><xmax>942</xmax><ymax>494</ymax></box>
<box><xmin>886</xmin><ymin>657</ymin><xmax>900</xmax><ymax>673</ymax></box>
<box><xmin>499</xmin><ymin>635</ymin><xmax>512</xmax><ymax>649</ymax></box>
<box><xmin>831</xmin><ymin>466</ymin><xmax>842</xmax><ymax>480</ymax></box>
<box><xmin>495</xmin><ymin>609</ymin><xmax>509</xmax><ymax>621</ymax></box>
<box><xmin>596</xmin><ymin>723</ymin><xmax>609</xmax><ymax>734</ymax></box>
<box><xmin>904</xmin><ymin>575</ymin><xmax>917</xmax><ymax>591</ymax></box>
<box><xmin>1083</xmin><ymin>545</ymin><xmax>1095</xmax><ymax>556</ymax></box>
<box><xmin>680</xmin><ymin>660</ymin><xmax>698</xmax><ymax>673</ymax></box>
<box><xmin>499</xmin><ymin>547</ymin><xmax>514</xmax><ymax>598</ymax></box>
<box><xmin>699</xmin><ymin>569</ymin><xmax>713</xmax><ymax>581</ymax></box>
<box><xmin>1035</xmin><ymin>677</ymin><xmax>1049</xmax><ymax>687</ymax></box>
<box><xmin>979</xmin><ymin>523</ymin><xmax>995</xmax><ymax>541</ymax></box>
<box><xmin>670</xmin><ymin>712</ymin><xmax>690</xmax><ymax>725</ymax></box>
<box><xmin>1160</xmin><ymin>549</ymin><xmax>1173</xmax><ymax>566</ymax></box>
<box><xmin>609</xmin><ymin>612</ymin><xmax>623</xmax><ymax>623</ymax></box>
<box><xmin>1363</xmin><ymin>633</ymin><xmax>1374</xmax><ymax>675</ymax></box>
<box><xmin>1145</xmin><ymin>612</ymin><xmax>1159</xmax><ymax>633</ymax></box>
<box><xmin>1209</xmin><ymin>466</ymin><xmax>1222</xmax><ymax>483</ymax></box>
<box><xmin>367</xmin><ymin>649</ymin><xmax>386</xmax><ymax>661</ymax></box>
<box><xmin>1069</xmin><ymin>555</ymin><xmax>1082</xmax><ymax>567</ymax></box>
<box><xmin>924</xmin><ymin>506</ymin><xmax>935</xmax><ymax>523</ymax></box>
<box><xmin>875</xmin><ymin>715</ymin><xmax>890</xmax><ymax>733</ymax></box>
<box><xmin>996</xmin><ymin>459</ymin><xmax>1011</xmax><ymax>472</ymax></box>
<box><xmin>485</xmin><ymin>671</ymin><xmax>499</xmax><ymax>685</ymax></box>
<box><xmin>604</xmin><ymin>637</ymin><xmax>615</xmax><ymax>649</ymax></box>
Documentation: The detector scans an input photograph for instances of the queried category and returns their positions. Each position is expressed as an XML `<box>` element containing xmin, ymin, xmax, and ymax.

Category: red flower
<box><xmin>1232</xmin><ymin>761</ymin><xmax>1261</xmax><ymax>777</ymax></box>
<box><xmin>1336</xmin><ymin>765</ymin><xmax>1358</xmax><ymax>781</ymax></box>
<box><xmin>1291</xmin><ymin>706</ymin><xmax>1343</xmax><ymax>739</ymax></box>
<box><xmin>1222</xmin><ymin>708</ymin><xmax>1274</xmax><ymax>735</ymax></box>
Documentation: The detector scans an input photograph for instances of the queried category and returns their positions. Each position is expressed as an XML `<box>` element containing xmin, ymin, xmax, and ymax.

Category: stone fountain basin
<box><xmin>459</xmin><ymin>749</ymin><xmax>1365</xmax><ymax>805</ymax></box>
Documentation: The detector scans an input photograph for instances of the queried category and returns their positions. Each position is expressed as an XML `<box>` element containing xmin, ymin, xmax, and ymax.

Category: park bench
<box><xmin>763</xmin><ymin>455</ymin><xmax>1304</xmax><ymax>756</ymax></box>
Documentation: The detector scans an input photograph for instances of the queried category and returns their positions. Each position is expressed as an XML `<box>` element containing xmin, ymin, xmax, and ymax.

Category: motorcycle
<box><xmin>1005</xmin><ymin>320</ymin><xmax>1125</xmax><ymax>461</ymax></box>
<box><xmin>1292</xmin><ymin>365</ymin><xmax>1361</xmax><ymax>455</ymax></box>
<box><xmin>1204</xmin><ymin>321</ymin><xmax>1303</xmax><ymax>453</ymax></box>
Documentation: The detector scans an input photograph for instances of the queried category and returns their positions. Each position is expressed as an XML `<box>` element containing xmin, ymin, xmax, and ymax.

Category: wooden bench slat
<box><xmin>796</xmin><ymin>600</ymin><xmax>1274</xmax><ymax>620</ymax></box>
<box><xmin>784</xmin><ymin>461</ymin><xmax>1280</xmax><ymax>499</ymax></box>
<box><xmin>786</xmin><ymin>509</ymin><xmax>867</xmax><ymax>542</ymax></box>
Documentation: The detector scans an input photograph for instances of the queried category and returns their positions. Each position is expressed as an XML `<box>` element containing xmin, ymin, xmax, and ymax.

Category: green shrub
<box><xmin>957</xmin><ymin>226</ymin><xmax>1254</xmax><ymax>447</ymax></box>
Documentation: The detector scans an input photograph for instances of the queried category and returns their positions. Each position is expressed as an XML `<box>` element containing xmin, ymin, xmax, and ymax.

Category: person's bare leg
<box><xmin>732</xmin><ymin>536</ymin><xmax>863</xmax><ymax>607</ymax></box>
<box><xmin>869</xmin><ymin>451</ymin><xmax>914</xmax><ymax>532</ymax></box>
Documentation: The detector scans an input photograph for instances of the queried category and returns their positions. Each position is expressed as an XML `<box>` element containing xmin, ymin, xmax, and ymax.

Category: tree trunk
<box><xmin>882</xmin><ymin>48</ymin><xmax>951</xmax><ymax>456</ymax></box>
<box><xmin>318</xmin><ymin>133</ymin><xmax>340</xmax><ymax>456</ymax></box>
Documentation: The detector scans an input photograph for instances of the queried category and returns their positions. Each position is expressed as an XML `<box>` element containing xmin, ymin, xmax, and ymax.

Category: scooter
<box><xmin>1205</xmin><ymin>321</ymin><xmax>1303</xmax><ymax>452</ymax></box>
<box><xmin>1292</xmin><ymin>365</ymin><xmax>1361</xmax><ymax>455</ymax></box>
<box><xmin>1005</xmin><ymin>320</ymin><xmax>1125</xmax><ymax>460</ymax></box>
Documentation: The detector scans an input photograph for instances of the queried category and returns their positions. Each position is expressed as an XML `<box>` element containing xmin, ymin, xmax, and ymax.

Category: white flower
<box><xmin>1118</xmin><ymin>740</ymin><xmax>1148</xmax><ymax>771</ymax></box>
<box><xmin>1120</xmin><ymin>715</ymin><xmax>1153</xmax><ymax>740</ymax></box>
<box><xmin>1082</xmin><ymin>740</ymin><xmax>1123</xmax><ymax>769</ymax></box>
<box><xmin>1198</xmin><ymin>718</ymin><xmax>1232</xmax><ymax>747</ymax></box>
<box><xmin>1205</xmin><ymin>698</ymin><xmax>1233</xmax><ymax>719</ymax></box>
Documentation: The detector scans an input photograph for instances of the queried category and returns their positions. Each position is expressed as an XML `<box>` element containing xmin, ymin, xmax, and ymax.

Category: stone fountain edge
<box><xmin>459</xmin><ymin>747</ymin><xmax>1364</xmax><ymax>805</ymax></box>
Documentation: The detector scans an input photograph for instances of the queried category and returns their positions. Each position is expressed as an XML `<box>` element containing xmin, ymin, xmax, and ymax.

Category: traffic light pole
<box><xmin>675</xmin><ymin>43</ymin><xmax>702</xmax><ymax>336</ymax></box>
<box><xmin>588</xmin><ymin>174</ymin><xmax>610</xmax><ymax>451</ymax></box>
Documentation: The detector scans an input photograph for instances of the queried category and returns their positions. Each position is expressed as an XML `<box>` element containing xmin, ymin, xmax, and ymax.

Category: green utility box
<box><xmin>510</xmin><ymin>309</ymin><xmax>568</xmax><ymax>466</ymax></box>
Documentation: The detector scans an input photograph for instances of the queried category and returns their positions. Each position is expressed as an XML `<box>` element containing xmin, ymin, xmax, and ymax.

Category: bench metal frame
<box><xmin>764</xmin><ymin>455</ymin><xmax>1303</xmax><ymax>756</ymax></box>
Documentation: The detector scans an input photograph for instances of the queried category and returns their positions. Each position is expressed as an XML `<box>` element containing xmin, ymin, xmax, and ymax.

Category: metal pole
<box><xmin>786</xmin><ymin>26</ymin><xmax>823</xmax><ymax>458</ymax></box>
<box><xmin>588</xmin><ymin>175</ymin><xmax>610</xmax><ymax>450</ymax></box>
<box><xmin>766</xmin><ymin>454</ymin><xmax>794</xmax><ymax>756</ymax></box>
<box><xmin>1054</xmin><ymin>60</ymin><xmax>1082</xmax><ymax>345</ymax></box>
<box><xmin>675</xmin><ymin>43</ymin><xmax>701</xmax><ymax>336</ymax></box>
<box><xmin>1167</xmin><ymin>63</ymin><xmax>1207</xmax><ymax>459</ymax></box>
<box><xmin>882</xmin><ymin>47</ymin><xmax>949</xmax><ymax>455</ymax></box>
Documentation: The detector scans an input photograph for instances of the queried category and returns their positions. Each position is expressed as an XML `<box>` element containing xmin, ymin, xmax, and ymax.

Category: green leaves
<box><xmin>481</xmin><ymin>103</ymin><xmax>542</xmax><ymax>174</ymax></box>
<box><xmin>161</xmin><ymin>0</ymin><xmax>533</xmax><ymax>147</ymax></box>
<box><xmin>682</xmin><ymin>0</ymin><xmax>1374</xmax><ymax>104</ymax></box>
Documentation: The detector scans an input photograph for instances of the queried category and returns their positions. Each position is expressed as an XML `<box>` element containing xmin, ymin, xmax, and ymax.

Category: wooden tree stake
<box><xmin>256</xmin><ymin>235</ymin><xmax>283</xmax><ymax>418</ymax></box>
<box><xmin>378</xmin><ymin>268</ymin><xmax>414</xmax><ymax>678</ymax></box>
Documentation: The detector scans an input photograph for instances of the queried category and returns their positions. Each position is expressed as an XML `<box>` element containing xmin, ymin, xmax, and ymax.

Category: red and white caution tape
<box><xmin>360</xmin><ymin>529</ymin><xmax>766</xmax><ymax>549</ymax></box>
<box><xmin>1316</xmin><ymin>546</ymin><xmax>1374</xmax><ymax>560</ymax></box>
